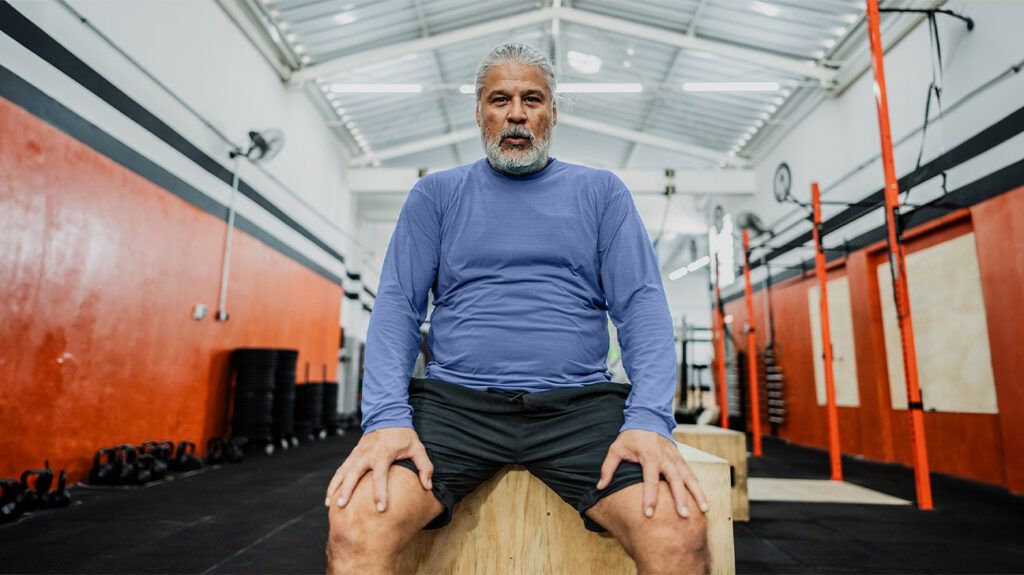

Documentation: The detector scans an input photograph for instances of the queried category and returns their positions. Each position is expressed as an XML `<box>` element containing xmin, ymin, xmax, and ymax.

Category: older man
<box><xmin>325</xmin><ymin>42</ymin><xmax>709</xmax><ymax>574</ymax></box>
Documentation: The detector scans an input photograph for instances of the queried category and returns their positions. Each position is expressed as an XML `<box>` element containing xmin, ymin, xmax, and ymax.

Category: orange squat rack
<box><xmin>712</xmin><ymin>253</ymin><xmax>729</xmax><ymax>429</ymax></box>
<box><xmin>740</xmin><ymin>230</ymin><xmax>763</xmax><ymax>457</ymax></box>
<box><xmin>811</xmin><ymin>182</ymin><xmax>843</xmax><ymax>481</ymax></box>
<box><xmin>866</xmin><ymin>0</ymin><xmax>933</xmax><ymax>509</ymax></box>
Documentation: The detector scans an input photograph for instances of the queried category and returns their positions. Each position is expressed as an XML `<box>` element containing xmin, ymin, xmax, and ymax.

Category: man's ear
<box><xmin>551</xmin><ymin>103</ymin><xmax>557</xmax><ymax>127</ymax></box>
<box><xmin>475</xmin><ymin>103</ymin><xmax>481</xmax><ymax>127</ymax></box>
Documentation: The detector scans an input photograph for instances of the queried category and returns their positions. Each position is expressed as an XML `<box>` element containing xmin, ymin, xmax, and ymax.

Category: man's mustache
<box><xmin>498</xmin><ymin>126</ymin><xmax>534</xmax><ymax>143</ymax></box>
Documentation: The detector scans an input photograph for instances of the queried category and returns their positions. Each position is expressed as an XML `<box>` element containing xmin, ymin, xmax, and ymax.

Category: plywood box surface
<box><xmin>673</xmin><ymin>424</ymin><xmax>750</xmax><ymax>522</ymax></box>
<box><xmin>396</xmin><ymin>443</ymin><xmax>735</xmax><ymax>574</ymax></box>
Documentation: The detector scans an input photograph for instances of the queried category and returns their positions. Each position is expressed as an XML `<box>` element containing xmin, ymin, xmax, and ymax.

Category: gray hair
<box><xmin>475</xmin><ymin>42</ymin><xmax>557</xmax><ymax>102</ymax></box>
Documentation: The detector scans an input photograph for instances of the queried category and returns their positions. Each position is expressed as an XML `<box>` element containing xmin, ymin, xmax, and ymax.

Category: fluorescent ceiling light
<box><xmin>459</xmin><ymin>84</ymin><xmax>475</xmax><ymax>94</ymax></box>
<box><xmin>330</xmin><ymin>84</ymin><xmax>423</xmax><ymax>93</ymax></box>
<box><xmin>334</xmin><ymin>12</ymin><xmax>357</xmax><ymax>25</ymax></box>
<box><xmin>683</xmin><ymin>82</ymin><xmax>780</xmax><ymax>92</ymax></box>
<box><xmin>567</xmin><ymin>50</ymin><xmax>602</xmax><ymax>75</ymax></box>
<box><xmin>750</xmin><ymin>1</ymin><xmax>780</xmax><ymax>17</ymax></box>
<box><xmin>557</xmin><ymin>83</ymin><xmax>643</xmax><ymax>93</ymax></box>
<box><xmin>669</xmin><ymin>267</ymin><xmax>689</xmax><ymax>281</ymax></box>
<box><xmin>686</xmin><ymin>255</ymin><xmax>710</xmax><ymax>272</ymax></box>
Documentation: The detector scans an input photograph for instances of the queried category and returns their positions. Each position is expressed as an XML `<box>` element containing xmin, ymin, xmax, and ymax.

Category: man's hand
<box><xmin>325</xmin><ymin>427</ymin><xmax>434</xmax><ymax>513</ymax></box>
<box><xmin>596</xmin><ymin>429</ymin><xmax>709</xmax><ymax>519</ymax></box>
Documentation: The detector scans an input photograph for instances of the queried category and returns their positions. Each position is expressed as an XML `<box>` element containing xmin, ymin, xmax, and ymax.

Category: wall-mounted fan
<box><xmin>773</xmin><ymin>162</ymin><xmax>792</xmax><ymax>203</ymax></box>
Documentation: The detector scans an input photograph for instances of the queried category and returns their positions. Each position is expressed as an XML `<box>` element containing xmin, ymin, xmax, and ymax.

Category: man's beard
<box><xmin>482</xmin><ymin>123</ymin><xmax>552</xmax><ymax>176</ymax></box>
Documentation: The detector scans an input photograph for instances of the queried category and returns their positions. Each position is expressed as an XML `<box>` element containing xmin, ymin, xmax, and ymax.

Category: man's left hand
<box><xmin>596</xmin><ymin>429</ymin><xmax>709</xmax><ymax>519</ymax></box>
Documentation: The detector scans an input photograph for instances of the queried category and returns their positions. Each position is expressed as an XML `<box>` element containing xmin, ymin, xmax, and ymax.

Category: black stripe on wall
<box><xmin>755</xmin><ymin>105</ymin><xmax>1024</xmax><ymax>269</ymax></box>
<box><xmin>0</xmin><ymin>1</ymin><xmax>349</xmax><ymax>273</ymax></box>
<box><xmin>0</xmin><ymin>63</ymin><xmax>343</xmax><ymax>286</ymax></box>
<box><xmin>722</xmin><ymin>157</ymin><xmax>1024</xmax><ymax>304</ymax></box>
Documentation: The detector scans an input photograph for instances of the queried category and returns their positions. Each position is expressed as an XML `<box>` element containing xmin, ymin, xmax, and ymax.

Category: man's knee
<box><xmin>648</xmin><ymin>505</ymin><xmax>708</xmax><ymax>558</ymax></box>
<box><xmin>327</xmin><ymin>478</ymin><xmax>403</xmax><ymax>557</ymax></box>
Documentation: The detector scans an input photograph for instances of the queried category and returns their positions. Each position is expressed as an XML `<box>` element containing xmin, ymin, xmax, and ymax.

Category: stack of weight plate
<box><xmin>231</xmin><ymin>348</ymin><xmax>276</xmax><ymax>442</ymax></box>
<box><xmin>294</xmin><ymin>382</ymin><xmax>324</xmax><ymax>441</ymax></box>
<box><xmin>273</xmin><ymin>349</ymin><xmax>298</xmax><ymax>446</ymax></box>
<box><xmin>321</xmin><ymin>380</ymin><xmax>340</xmax><ymax>435</ymax></box>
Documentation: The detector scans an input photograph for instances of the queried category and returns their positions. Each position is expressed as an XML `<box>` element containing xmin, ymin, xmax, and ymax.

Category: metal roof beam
<box><xmin>557</xmin><ymin>114</ymin><xmax>748</xmax><ymax>167</ymax></box>
<box><xmin>350</xmin><ymin>127</ymin><xmax>479</xmax><ymax>166</ymax></box>
<box><xmin>556</xmin><ymin>6</ymin><xmax>837</xmax><ymax>84</ymax></box>
<box><xmin>289</xmin><ymin>8</ymin><xmax>555</xmax><ymax>85</ymax></box>
<box><xmin>289</xmin><ymin>5</ymin><xmax>837</xmax><ymax>87</ymax></box>
<box><xmin>351</xmin><ymin>112</ymin><xmax>747</xmax><ymax>167</ymax></box>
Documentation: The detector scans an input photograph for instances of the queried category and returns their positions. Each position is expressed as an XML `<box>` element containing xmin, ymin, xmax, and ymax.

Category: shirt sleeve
<box><xmin>598</xmin><ymin>175</ymin><xmax>677</xmax><ymax>443</ymax></box>
<box><xmin>360</xmin><ymin>186</ymin><xmax>440</xmax><ymax>434</ymax></box>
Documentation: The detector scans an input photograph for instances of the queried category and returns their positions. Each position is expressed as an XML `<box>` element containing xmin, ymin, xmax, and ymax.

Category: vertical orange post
<box><xmin>741</xmin><ymin>230</ymin><xmax>763</xmax><ymax>457</ymax></box>
<box><xmin>811</xmin><ymin>182</ymin><xmax>843</xmax><ymax>481</ymax></box>
<box><xmin>713</xmin><ymin>253</ymin><xmax>729</xmax><ymax>429</ymax></box>
<box><xmin>866</xmin><ymin>0</ymin><xmax>933</xmax><ymax>509</ymax></box>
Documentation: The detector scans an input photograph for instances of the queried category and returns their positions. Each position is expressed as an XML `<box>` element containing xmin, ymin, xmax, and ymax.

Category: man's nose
<box><xmin>506</xmin><ymin>98</ymin><xmax>527</xmax><ymax>123</ymax></box>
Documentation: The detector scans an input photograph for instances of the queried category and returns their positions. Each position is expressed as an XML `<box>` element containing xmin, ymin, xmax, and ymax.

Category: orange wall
<box><xmin>726</xmin><ymin>186</ymin><xmax>1024</xmax><ymax>495</ymax></box>
<box><xmin>0</xmin><ymin>98</ymin><xmax>342</xmax><ymax>483</ymax></box>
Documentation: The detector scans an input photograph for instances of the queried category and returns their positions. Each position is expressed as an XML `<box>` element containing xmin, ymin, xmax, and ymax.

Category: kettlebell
<box><xmin>47</xmin><ymin>471</ymin><xmax>71</xmax><ymax>508</ymax></box>
<box><xmin>172</xmin><ymin>441</ymin><xmax>202</xmax><ymax>471</ymax></box>
<box><xmin>141</xmin><ymin>441</ymin><xmax>169</xmax><ymax>480</ymax></box>
<box><xmin>135</xmin><ymin>453</ymin><xmax>157</xmax><ymax>484</ymax></box>
<box><xmin>20</xmin><ymin>461</ymin><xmax>54</xmax><ymax>511</ymax></box>
<box><xmin>89</xmin><ymin>447</ymin><xmax>117</xmax><ymax>485</ymax></box>
<box><xmin>0</xmin><ymin>479</ymin><xmax>25</xmax><ymax>523</ymax></box>
<box><xmin>225</xmin><ymin>437</ymin><xmax>245</xmax><ymax>463</ymax></box>
<box><xmin>113</xmin><ymin>445</ymin><xmax>140</xmax><ymax>485</ymax></box>
<box><xmin>206</xmin><ymin>437</ymin><xmax>227</xmax><ymax>465</ymax></box>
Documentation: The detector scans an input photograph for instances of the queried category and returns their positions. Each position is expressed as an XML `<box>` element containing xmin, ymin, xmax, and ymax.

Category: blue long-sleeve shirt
<box><xmin>360</xmin><ymin>157</ymin><xmax>677</xmax><ymax>441</ymax></box>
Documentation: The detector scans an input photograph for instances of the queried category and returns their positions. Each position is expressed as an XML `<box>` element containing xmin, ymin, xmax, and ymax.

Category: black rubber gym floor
<box><xmin>2</xmin><ymin>433</ymin><xmax>1022</xmax><ymax>574</ymax></box>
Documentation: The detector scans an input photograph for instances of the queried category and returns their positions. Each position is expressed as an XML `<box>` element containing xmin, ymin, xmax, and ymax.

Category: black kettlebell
<box><xmin>89</xmin><ymin>447</ymin><xmax>117</xmax><ymax>485</ymax></box>
<box><xmin>135</xmin><ymin>453</ymin><xmax>158</xmax><ymax>484</ymax></box>
<box><xmin>47</xmin><ymin>470</ymin><xmax>71</xmax><ymax>508</ymax></box>
<box><xmin>172</xmin><ymin>441</ymin><xmax>202</xmax><ymax>471</ymax></box>
<box><xmin>225</xmin><ymin>437</ymin><xmax>245</xmax><ymax>463</ymax></box>
<box><xmin>20</xmin><ymin>461</ymin><xmax>54</xmax><ymax>512</ymax></box>
<box><xmin>157</xmin><ymin>441</ymin><xmax>176</xmax><ymax>466</ymax></box>
<box><xmin>206</xmin><ymin>437</ymin><xmax>227</xmax><ymax>465</ymax></box>
<box><xmin>0</xmin><ymin>479</ymin><xmax>25</xmax><ymax>523</ymax></box>
<box><xmin>141</xmin><ymin>441</ymin><xmax>169</xmax><ymax>480</ymax></box>
<box><xmin>113</xmin><ymin>445</ymin><xmax>140</xmax><ymax>485</ymax></box>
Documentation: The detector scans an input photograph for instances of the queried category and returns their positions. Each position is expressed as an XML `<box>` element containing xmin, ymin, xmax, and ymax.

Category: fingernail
<box><xmin>645</xmin><ymin>506</ymin><xmax>654</xmax><ymax>518</ymax></box>
<box><xmin>336</xmin><ymin>496</ymin><xmax>346</xmax><ymax>506</ymax></box>
<box><xmin>324</xmin><ymin>497</ymin><xmax>330</xmax><ymax>507</ymax></box>
<box><xmin>427</xmin><ymin>479</ymin><xmax>433</xmax><ymax>489</ymax></box>
<box><xmin>700</xmin><ymin>501</ymin><xmax>709</xmax><ymax>513</ymax></box>
<box><xmin>376</xmin><ymin>502</ymin><xmax>385</xmax><ymax>512</ymax></box>
<box><xmin>679</xmin><ymin>506</ymin><xmax>690</xmax><ymax>518</ymax></box>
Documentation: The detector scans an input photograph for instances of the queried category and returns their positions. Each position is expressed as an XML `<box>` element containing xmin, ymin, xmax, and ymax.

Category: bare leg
<box><xmin>326</xmin><ymin>465</ymin><xmax>444</xmax><ymax>575</ymax></box>
<box><xmin>586</xmin><ymin>481</ymin><xmax>709</xmax><ymax>575</ymax></box>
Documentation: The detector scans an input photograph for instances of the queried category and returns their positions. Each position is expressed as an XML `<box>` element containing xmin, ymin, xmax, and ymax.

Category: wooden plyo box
<box><xmin>396</xmin><ymin>443</ymin><xmax>735</xmax><ymax>574</ymax></box>
<box><xmin>672</xmin><ymin>424</ymin><xmax>749</xmax><ymax>522</ymax></box>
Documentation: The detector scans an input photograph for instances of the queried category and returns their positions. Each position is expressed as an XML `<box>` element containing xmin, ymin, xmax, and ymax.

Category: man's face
<box><xmin>476</xmin><ymin>62</ymin><xmax>557</xmax><ymax>175</ymax></box>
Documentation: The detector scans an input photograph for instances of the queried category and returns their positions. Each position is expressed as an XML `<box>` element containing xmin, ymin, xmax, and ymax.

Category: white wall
<box><xmin>744</xmin><ymin>0</ymin><xmax>1024</xmax><ymax>292</ymax></box>
<box><xmin>4</xmin><ymin>0</ymin><xmax>369</xmax><ymax>284</ymax></box>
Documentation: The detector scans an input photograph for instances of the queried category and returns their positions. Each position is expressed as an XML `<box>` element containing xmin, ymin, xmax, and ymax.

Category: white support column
<box><xmin>349</xmin><ymin>168</ymin><xmax>755</xmax><ymax>195</ymax></box>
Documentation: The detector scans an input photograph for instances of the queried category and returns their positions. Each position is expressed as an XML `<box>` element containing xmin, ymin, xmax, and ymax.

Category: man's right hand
<box><xmin>325</xmin><ymin>427</ymin><xmax>434</xmax><ymax>513</ymax></box>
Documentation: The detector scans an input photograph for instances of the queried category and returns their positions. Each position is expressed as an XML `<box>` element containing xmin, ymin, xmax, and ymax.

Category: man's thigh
<box><xmin>327</xmin><ymin>465</ymin><xmax>444</xmax><ymax>551</ymax></box>
<box><xmin>394</xmin><ymin>378</ymin><xmax>516</xmax><ymax>529</ymax></box>
<box><xmin>585</xmin><ymin>479</ymin><xmax>707</xmax><ymax>556</ymax></box>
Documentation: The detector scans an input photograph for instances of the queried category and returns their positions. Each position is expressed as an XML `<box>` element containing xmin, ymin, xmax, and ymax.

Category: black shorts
<box><xmin>393</xmin><ymin>377</ymin><xmax>646</xmax><ymax>533</ymax></box>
